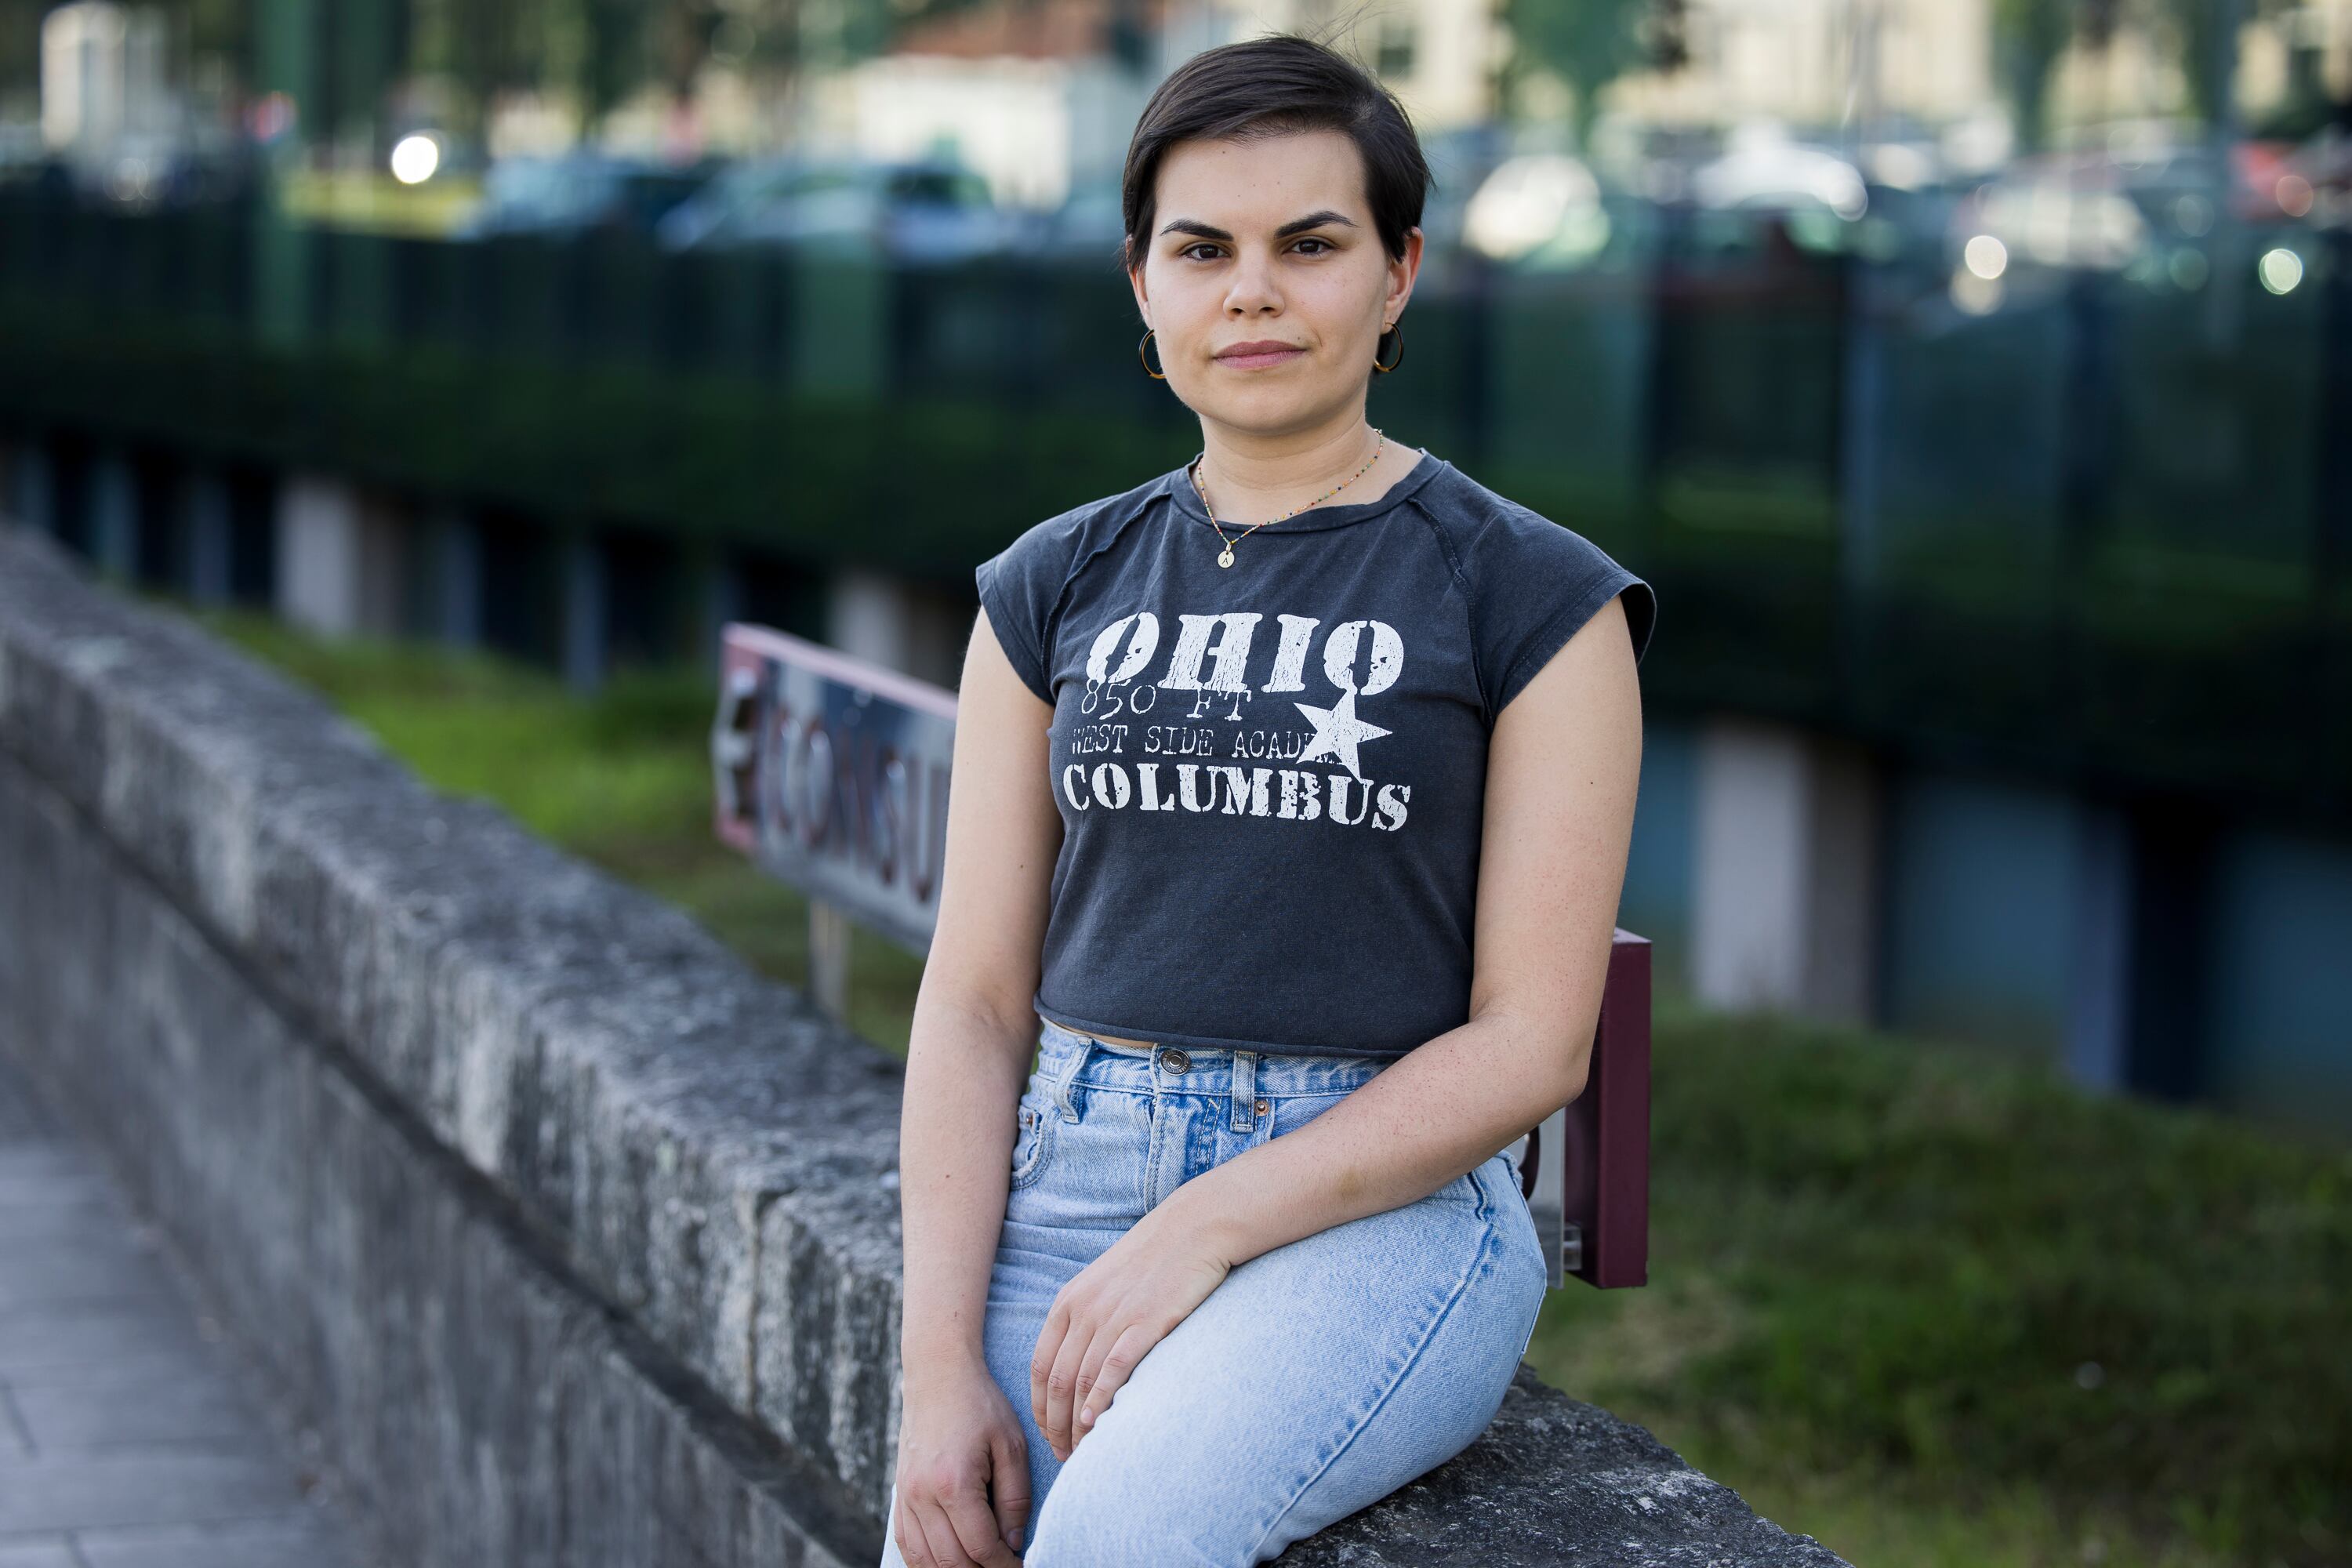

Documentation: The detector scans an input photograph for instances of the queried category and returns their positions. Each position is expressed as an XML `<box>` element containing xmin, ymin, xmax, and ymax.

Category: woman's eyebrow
<box><xmin>1158</xmin><ymin>210</ymin><xmax>1359</xmax><ymax>241</ymax></box>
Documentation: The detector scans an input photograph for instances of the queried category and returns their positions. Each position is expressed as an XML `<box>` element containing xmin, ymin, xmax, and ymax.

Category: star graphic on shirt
<box><xmin>1292</xmin><ymin>688</ymin><xmax>1392</xmax><ymax>781</ymax></box>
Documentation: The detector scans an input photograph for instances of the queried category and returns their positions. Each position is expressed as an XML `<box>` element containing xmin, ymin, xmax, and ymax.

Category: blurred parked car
<box><xmin>2118</xmin><ymin>136</ymin><xmax>2319</xmax><ymax>230</ymax></box>
<box><xmin>655</xmin><ymin>154</ymin><xmax>1017</xmax><ymax>262</ymax></box>
<box><xmin>1947</xmin><ymin>152</ymin><xmax>2150</xmax><ymax>276</ymax></box>
<box><xmin>1683</xmin><ymin>124</ymin><xmax>1872</xmax><ymax>260</ymax></box>
<box><xmin>1690</xmin><ymin>125</ymin><xmax>1870</xmax><ymax>222</ymax></box>
<box><xmin>1462</xmin><ymin>152</ymin><xmax>1612</xmax><ymax>268</ymax></box>
<box><xmin>453</xmin><ymin>151</ymin><xmax>715</xmax><ymax>240</ymax></box>
<box><xmin>2275</xmin><ymin>125</ymin><xmax>2350</xmax><ymax>225</ymax></box>
<box><xmin>1936</xmin><ymin>132</ymin><xmax>2347</xmax><ymax>310</ymax></box>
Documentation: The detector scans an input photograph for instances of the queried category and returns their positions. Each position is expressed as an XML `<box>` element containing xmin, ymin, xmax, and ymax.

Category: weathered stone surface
<box><xmin>0</xmin><ymin>522</ymin><xmax>1852</xmax><ymax>1566</ymax></box>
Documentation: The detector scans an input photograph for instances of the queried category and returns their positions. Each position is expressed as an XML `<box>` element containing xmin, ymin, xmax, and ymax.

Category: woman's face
<box><xmin>1128</xmin><ymin>129</ymin><xmax>1419</xmax><ymax>436</ymax></box>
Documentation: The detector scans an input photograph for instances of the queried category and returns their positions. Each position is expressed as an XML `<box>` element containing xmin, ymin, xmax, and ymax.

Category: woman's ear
<box><xmin>1385</xmin><ymin>227</ymin><xmax>1423</xmax><ymax>321</ymax></box>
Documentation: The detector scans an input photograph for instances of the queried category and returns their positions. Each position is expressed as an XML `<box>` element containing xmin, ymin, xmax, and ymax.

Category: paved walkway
<box><xmin>0</xmin><ymin>1051</ymin><xmax>367</xmax><ymax>1568</ymax></box>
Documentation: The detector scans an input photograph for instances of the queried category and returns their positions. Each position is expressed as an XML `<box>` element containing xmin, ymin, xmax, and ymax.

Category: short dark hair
<box><xmin>1120</xmin><ymin>33</ymin><xmax>1431</xmax><ymax>272</ymax></box>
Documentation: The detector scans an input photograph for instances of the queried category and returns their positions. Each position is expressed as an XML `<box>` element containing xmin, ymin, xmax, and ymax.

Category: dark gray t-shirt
<box><xmin>973</xmin><ymin>447</ymin><xmax>1656</xmax><ymax>1062</ymax></box>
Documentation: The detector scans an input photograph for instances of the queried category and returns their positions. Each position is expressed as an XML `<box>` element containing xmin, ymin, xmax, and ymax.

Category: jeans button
<box><xmin>1158</xmin><ymin>1047</ymin><xmax>1189</xmax><ymax>1073</ymax></box>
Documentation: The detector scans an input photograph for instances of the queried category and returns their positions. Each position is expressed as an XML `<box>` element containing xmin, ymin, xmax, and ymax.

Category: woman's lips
<box><xmin>1217</xmin><ymin>347</ymin><xmax>1305</xmax><ymax>370</ymax></box>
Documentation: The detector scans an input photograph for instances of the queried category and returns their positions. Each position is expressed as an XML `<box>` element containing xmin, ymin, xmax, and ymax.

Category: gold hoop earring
<box><xmin>1138</xmin><ymin>328</ymin><xmax>1167</xmax><ymax>380</ymax></box>
<box><xmin>1373</xmin><ymin>321</ymin><xmax>1404</xmax><ymax>374</ymax></box>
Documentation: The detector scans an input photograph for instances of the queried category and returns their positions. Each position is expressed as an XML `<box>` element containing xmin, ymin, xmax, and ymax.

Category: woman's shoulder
<box><xmin>1411</xmin><ymin>459</ymin><xmax>1620</xmax><ymax>581</ymax></box>
<box><xmin>974</xmin><ymin>467</ymin><xmax>1178</xmax><ymax>702</ymax></box>
<box><xmin>1410</xmin><ymin>459</ymin><xmax>1657</xmax><ymax>711</ymax></box>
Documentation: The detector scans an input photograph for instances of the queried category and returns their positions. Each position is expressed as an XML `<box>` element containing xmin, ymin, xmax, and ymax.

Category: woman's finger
<box><xmin>1062</xmin><ymin>1309</ymin><xmax>1117</xmax><ymax>1450</ymax></box>
<box><xmin>902</xmin><ymin>1494</ymin><xmax>949</xmax><ymax>1567</ymax></box>
<box><xmin>1039</xmin><ymin>1301</ymin><xmax>1098</xmax><ymax>1459</ymax></box>
<box><xmin>911</xmin><ymin>1494</ymin><xmax>984</xmax><ymax>1568</ymax></box>
<box><xmin>893</xmin><ymin>1488</ymin><xmax>927</xmax><ymax>1566</ymax></box>
<box><xmin>942</xmin><ymin>1478</ymin><xmax>1023</xmax><ymax>1566</ymax></box>
<box><xmin>1078</xmin><ymin>1319</ymin><xmax>1153</xmax><ymax>1443</ymax></box>
<box><xmin>1029</xmin><ymin>1301</ymin><xmax>1068</xmax><ymax>1454</ymax></box>
<box><xmin>1040</xmin><ymin>1323</ymin><xmax>1082</xmax><ymax>1459</ymax></box>
<box><xmin>989</xmin><ymin>1420</ymin><xmax>1032</xmax><ymax>1555</ymax></box>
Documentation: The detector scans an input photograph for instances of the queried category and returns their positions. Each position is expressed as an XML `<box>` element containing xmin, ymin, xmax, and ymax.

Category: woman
<box><xmin>885</xmin><ymin>32</ymin><xmax>1655</xmax><ymax>1568</ymax></box>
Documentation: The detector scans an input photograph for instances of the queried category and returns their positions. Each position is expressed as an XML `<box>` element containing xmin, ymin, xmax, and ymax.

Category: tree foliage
<box><xmin>1500</xmin><ymin>0</ymin><xmax>1689</xmax><ymax>144</ymax></box>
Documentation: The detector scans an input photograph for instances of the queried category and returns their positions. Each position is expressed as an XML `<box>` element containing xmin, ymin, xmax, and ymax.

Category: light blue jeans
<box><xmin>880</xmin><ymin>1018</ymin><xmax>1547</xmax><ymax>1566</ymax></box>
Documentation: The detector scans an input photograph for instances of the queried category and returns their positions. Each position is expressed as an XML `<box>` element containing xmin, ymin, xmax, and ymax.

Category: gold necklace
<box><xmin>1189</xmin><ymin>428</ymin><xmax>1386</xmax><ymax>568</ymax></box>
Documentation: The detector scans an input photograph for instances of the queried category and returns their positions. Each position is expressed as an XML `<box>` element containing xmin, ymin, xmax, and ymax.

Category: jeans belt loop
<box><xmin>1049</xmin><ymin>1033</ymin><xmax>1092</xmax><ymax>1122</ymax></box>
<box><xmin>1229</xmin><ymin>1049</ymin><xmax>1258</xmax><ymax>1132</ymax></box>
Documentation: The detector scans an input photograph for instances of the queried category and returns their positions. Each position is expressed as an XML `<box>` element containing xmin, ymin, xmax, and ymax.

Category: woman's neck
<box><xmin>1192</xmin><ymin>426</ymin><xmax>1417</xmax><ymax>524</ymax></box>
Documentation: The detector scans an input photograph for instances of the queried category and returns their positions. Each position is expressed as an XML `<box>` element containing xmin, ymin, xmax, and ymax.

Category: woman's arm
<box><xmin>897</xmin><ymin>605</ymin><xmax>1062</xmax><ymax>1376</ymax></box>
<box><xmin>1030</xmin><ymin>591</ymin><xmax>1644</xmax><ymax>1462</ymax></box>
<box><xmin>1167</xmin><ymin>590</ymin><xmax>1644</xmax><ymax>1265</ymax></box>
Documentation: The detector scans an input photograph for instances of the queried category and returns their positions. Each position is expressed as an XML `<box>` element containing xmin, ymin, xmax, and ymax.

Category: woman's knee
<box><xmin>1022</xmin><ymin>1455</ymin><xmax>1273</xmax><ymax>1568</ymax></box>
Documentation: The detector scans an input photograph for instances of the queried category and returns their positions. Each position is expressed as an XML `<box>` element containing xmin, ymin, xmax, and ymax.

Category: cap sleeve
<box><xmin>1471</xmin><ymin>508</ymin><xmax>1656</xmax><ymax>724</ymax></box>
<box><xmin>974</xmin><ymin>519</ymin><xmax>1073</xmax><ymax>706</ymax></box>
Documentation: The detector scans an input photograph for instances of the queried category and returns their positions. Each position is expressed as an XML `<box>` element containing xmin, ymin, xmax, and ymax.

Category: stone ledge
<box><xmin>0</xmin><ymin>747</ymin><xmax>880</xmax><ymax>1566</ymax></box>
<box><xmin>0</xmin><ymin>521</ymin><xmax>1850</xmax><ymax>1565</ymax></box>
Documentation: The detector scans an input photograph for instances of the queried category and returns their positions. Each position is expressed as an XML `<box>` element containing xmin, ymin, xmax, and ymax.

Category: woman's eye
<box><xmin>1179</xmin><ymin>238</ymin><xmax>1334</xmax><ymax>261</ymax></box>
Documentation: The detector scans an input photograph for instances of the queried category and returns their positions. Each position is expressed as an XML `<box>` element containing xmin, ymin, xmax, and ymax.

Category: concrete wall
<box><xmin>0</xmin><ymin>521</ymin><xmax>1849</xmax><ymax>1568</ymax></box>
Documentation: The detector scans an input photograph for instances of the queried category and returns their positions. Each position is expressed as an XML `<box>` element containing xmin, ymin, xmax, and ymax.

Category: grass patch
<box><xmin>1542</xmin><ymin>998</ymin><xmax>2349</xmax><ymax>1567</ymax></box>
<box><xmin>188</xmin><ymin>600</ymin><xmax>2351</xmax><ymax>1568</ymax></box>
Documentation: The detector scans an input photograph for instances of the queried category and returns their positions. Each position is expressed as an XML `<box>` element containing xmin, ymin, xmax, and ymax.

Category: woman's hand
<box><xmin>893</xmin><ymin>1357</ymin><xmax>1030</xmax><ymax>1567</ymax></box>
<box><xmin>1032</xmin><ymin>1206</ymin><xmax>1234</xmax><ymax>1461</ymax></box>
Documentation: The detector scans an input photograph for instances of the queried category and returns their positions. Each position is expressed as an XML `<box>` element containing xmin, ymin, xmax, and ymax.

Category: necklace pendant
<box><xmin>1218</xmin><ymin>546</ymin><xmax>1235</xmax><ymax>568</ymax></box>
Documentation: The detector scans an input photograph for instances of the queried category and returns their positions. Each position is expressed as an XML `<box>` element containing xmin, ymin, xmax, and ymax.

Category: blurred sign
<box><xmin>711</xmin><ymin>622</ymin><xmax>956</xmax><ymax>959</ymax></box>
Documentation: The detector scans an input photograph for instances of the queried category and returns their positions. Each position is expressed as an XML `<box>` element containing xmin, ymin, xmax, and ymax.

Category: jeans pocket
<box><xmin>1009</xmin><ymin>1083</ymin><xmax>1058</xmax><ymax>1190</ymax></box>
